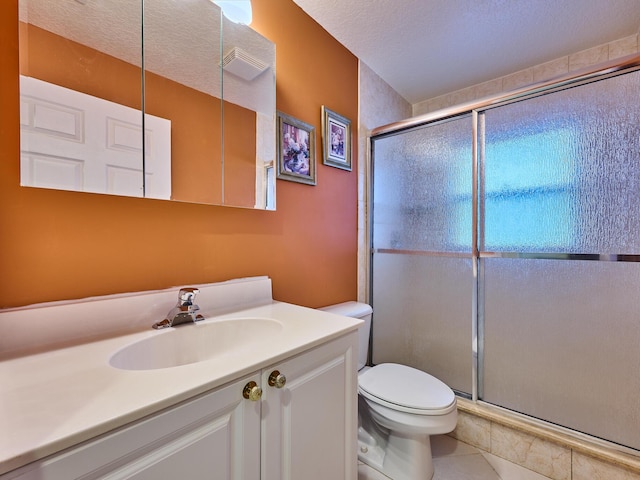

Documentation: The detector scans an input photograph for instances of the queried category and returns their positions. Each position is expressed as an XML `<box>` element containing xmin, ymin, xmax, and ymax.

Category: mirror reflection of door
<box><xmin>18</xmin><ymin>0</ymin><xmax>151</xmax><ymax>196</ymax></box>
<box><xmin>20</xmin><ymin>76</ymin><xmax>171</xmax><ymax>198</ymax></box>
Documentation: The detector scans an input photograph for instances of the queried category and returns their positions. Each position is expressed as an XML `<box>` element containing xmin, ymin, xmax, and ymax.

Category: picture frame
<box><xmin>276</xmin><ymin>111</ymin><xmax>316</xmax><ymax>185</ymax></box>
<box><xmin>321</xmin><ymin>106</ymin><xmax>352</xmax><ymax>171</ymax></box>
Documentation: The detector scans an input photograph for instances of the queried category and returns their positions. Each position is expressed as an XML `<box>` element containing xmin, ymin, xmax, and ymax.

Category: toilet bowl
<box><xmin>320</xmin><ymin>302</ymin><xmax>457</xmax><ymax>480</ymax></box>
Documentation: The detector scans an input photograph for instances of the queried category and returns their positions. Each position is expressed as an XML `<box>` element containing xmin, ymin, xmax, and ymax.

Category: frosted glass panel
<box><xmin>482</xmin><ymin>258</ymin><xmax>640</xmax><ymax>450</ymax></box>
<box><xmin>484</xmin><ymin>70</ymin><xmax>640</xmax><ymax>253</ymax></box>
<box><xmin>371</xmin><ymin>253</ymin><xmax>473</xmax><ymax>394</ymax></box>
<box><xmin>372</xmin><ymin>116</ymin><xmax>473</xmax><ymax>253</ymax></box>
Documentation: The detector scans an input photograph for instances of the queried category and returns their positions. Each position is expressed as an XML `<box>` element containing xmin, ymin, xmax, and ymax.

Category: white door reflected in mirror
<box><xmin>20</xmin><ymin>76</ymin><xmax>171</xmax><ymax>199</ymax></box>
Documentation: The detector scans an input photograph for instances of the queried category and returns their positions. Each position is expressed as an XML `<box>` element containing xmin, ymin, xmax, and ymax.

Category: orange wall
<box><xmin>0</xmin><ymin>0</ymin><xmax>359</xmax><ymax>309</ymax></box>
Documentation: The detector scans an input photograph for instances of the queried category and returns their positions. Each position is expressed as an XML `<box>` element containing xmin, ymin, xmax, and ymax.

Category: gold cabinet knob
<box><xmin>268</xmin><ymin>370</ymin><xmax>287</xmax><ymax>389</ymax></box>
<box><xmin>243</xmin><ymin>381</ymin><xmax>263</xmax><ymax>401</ymax></box>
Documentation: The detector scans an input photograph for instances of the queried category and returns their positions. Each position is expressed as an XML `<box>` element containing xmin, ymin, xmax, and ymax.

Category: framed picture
<box><xmin>276</xmin><ymin>111</ymin><xmax>316</xmax><ymax>185</ymax></box>
<box><xmin>321</xmin><ymin>106</ymin><xmax>352</xmax><ymax>171</ymax></box>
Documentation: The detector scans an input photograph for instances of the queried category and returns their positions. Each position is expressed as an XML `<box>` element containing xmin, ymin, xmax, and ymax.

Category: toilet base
<box><xmin>357</xmin><ymin>397</ymin><xmax>436</xmax><ymax>480</ymax></box>
<box><xmin>357</xmin><ymin>427</ymin><xmax>385</xmax><ymax>471</ymax></box>
<box><xmin>357</xmin><ymin>431</ymin><xmax>434</xmax><ymax>480</ymax></box>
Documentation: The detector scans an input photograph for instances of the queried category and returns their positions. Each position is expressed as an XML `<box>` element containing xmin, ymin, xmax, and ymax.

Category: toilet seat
<box><xmin>359</xmin><ymin>363</ymin><xmax>456</xmax><ymax>415</ymax></box>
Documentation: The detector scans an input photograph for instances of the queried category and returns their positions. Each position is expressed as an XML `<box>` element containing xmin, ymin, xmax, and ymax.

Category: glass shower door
<box><xmin>369</xmin><ymin>63</ymin><xmax>640</xmax><ymax>452</ymax></box>
<box><xmin>481</xmin><ymin>71</ymin><xmax>640</xmax><ymax>450</ymax></box>
<box><xmin>370</xmin><ymin>116</ymin><xmax>474</xmax><ymax>395</ymax></box>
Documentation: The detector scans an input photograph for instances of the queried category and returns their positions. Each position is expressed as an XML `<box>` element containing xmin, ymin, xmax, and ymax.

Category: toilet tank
<box><xmin>319</xmin><ymin>301</ymin><xmax>372</xmax><ymax>370</ymax></box>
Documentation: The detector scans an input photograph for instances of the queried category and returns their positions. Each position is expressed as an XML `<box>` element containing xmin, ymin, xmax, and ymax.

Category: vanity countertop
<box><xmin>0</xmin><ymin>301</ymin><xmax>362</xmax><ymax>475</ymax></box>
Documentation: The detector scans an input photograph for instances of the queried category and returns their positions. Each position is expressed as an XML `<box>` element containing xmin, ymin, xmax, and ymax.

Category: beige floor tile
<box><xmin>358</xmin><ymin>462</ymin><xmax>392</xmax><ymax>480</ymax></box>
<box><xmin>433</xmin><ymin>454</ymin><xmax>501</xmax><ymax>480</ymax></box>
<box><xmin>432</xmin><ymin>434</ymin><xmax>480</xmax><ymax>458</ymax></box>
<box><xmin>482</xmin><ymin>451</ymin><xmax>552</xmax><ymax>480</ymax></box>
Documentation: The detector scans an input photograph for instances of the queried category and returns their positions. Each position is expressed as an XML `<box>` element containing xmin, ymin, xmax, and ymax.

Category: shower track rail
<box><xmin>372</xmin><ymin>249</ymin><xmax>640</xmax><ymax>262</ymax></box>
<box><xmin>370</xmin><ymin>53</ymin><xmax>640</xmax><ymax>139</ymax></box>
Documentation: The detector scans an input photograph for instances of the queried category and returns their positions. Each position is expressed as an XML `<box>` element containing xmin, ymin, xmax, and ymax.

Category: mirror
<box><xmin>221</xmin><ymin>14</ymin><xmax>276</xmax><ymax>210</ymax></box>
<box><xmin>18</xmin><ymin>0</ymin><xmax>276</xmax><ymax>210</ymax></box>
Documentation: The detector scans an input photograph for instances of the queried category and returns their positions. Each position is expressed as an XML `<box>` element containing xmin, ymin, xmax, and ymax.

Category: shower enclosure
<box><xmin>369</xmin><ymin>55</ymin><xmax>640</xmax><ymax>452</ymax></box>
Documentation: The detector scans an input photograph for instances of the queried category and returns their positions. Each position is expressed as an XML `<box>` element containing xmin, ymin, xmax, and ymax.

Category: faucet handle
<box><xmin>178</xmin><ymin>287</ymin><xmax>200</xmax><ymax>306</ymax></box>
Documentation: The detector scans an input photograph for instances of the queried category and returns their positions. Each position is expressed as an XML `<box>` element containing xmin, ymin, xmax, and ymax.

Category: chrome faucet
<box><xmin>153</xmin><ymin>287</ymin><xmax>205</xmax><ymax>329</ymax></box>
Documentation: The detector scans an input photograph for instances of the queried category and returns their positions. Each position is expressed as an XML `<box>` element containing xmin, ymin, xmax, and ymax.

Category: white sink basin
<box><xmin>109</xmin><ymin>317</ymin><xmax>283</xmax><ymax>370</ymax></box>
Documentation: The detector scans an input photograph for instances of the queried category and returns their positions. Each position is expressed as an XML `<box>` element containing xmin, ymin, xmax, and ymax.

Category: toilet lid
<box><xmin>359</xmin><ymin>363</ymin><xmax>455</xmax><ymax>411</ymax></box>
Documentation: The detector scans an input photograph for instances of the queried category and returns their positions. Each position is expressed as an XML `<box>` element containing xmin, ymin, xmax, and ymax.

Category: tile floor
<box><xmin>358</xmin><ymin>434</ymin><xmax>550</xmax><ymax>480</ymax></box>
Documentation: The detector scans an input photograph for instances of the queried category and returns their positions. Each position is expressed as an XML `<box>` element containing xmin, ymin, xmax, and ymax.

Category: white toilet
<box><xmin>320</xmin><ymin>301</ymin><xmax>457</xmax><ymax>480</ymax></box>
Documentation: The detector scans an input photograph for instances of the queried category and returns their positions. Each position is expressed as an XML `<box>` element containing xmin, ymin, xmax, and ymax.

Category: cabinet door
<box><xmin>261</xmin><ymin>333</ymin><xmax>359</xmax><ymax>480</ymax></box>
<box><xmin>3</xmin><ymin>374</ymin><xmax>261</xmax><ymax>480</ymax></box>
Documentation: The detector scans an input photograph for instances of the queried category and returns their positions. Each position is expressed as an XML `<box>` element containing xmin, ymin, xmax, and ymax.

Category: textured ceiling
<box><xmin>292</xmin><ymin>0</ymin><xmax>640</xmax><ymax>104</ymax></box>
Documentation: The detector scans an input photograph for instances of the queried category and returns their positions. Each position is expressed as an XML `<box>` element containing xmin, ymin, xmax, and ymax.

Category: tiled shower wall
<box><xmin>453</xmin><ymin>400</ymin><xmax>640</xmax><ymax>480</ymax></box>
<box><xmin>413</xmin><ymin>33</ymin><xmax>639</xmax><ymax>116</ymax></box>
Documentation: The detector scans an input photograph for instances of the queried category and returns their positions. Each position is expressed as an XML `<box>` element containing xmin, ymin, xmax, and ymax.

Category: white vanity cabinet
<box><xmin>3</xmin><ymin>373</ymin><xmax>262</xmax><ymax>480</ymax></box>
<box><xmin>2</xmin><ymin>332</ymin><xmax>358</xmax><ymax>480</ymax></box>
<box><xmin>261</xmin><ymin>331</ymin><xmax>358</xmax><ymax>480</ymax></box>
